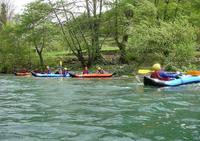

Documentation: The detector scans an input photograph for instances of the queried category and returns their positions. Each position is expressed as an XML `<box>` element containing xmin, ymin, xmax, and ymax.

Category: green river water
<box><xmin>0</xmin><ymin>75</ymin><xmax>200</xmax><ymax>141</ymax></box>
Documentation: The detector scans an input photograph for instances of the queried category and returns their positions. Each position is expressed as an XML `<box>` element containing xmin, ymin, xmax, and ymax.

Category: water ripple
<box><xmin>0</xmin><ymin>76</ymin><xmax>200</xmax><ymax>141</ymax></box>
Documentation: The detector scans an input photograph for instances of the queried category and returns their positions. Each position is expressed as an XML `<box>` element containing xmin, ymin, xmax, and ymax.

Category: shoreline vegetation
<box><xmin>1</xmin><ymin>0</ymin><xmax>200</xmax><ymax>75</ymax></box>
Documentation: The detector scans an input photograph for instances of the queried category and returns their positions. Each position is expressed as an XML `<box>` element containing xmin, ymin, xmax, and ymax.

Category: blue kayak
<box><xmin>31</xmin><ymin>72</ymin><xmax>71</xmax><ymax>77</ymax></box>
<box><xmin>144</xmin><ymin>75</ymin><xmax>200</xmax><ymax>87</ymax></box>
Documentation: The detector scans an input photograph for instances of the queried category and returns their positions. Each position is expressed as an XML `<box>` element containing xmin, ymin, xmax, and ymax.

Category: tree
<box><xmin>0</xmin><ymin>23</ymin><xmax>32</xmax><ymax>73</ymax></box>
<box><xmin>48</xmin><ymin>0</ymin><xmax>109</xmax><ymax>67</ymax></box>
<box><xmin>107</xmin><ymin>0</ymin><xmax>134</xmax><ymax>63</ymax></box>
<box><xmin>0</xmin><ymin>0</ymin><xmax>15</xmax><ymax>29</ymax></box>
<box><xmin>84</xmin><ymin>0</ymin><xmax>105</xmax><ymax>63</ymax></box>
<box><xmin>0</xmin><ymin>2</ymin><xmax>7</xmax><ymax>28</ymax></box>
<box><xmin>189</xmin><ymin>0</ymin><xmax>200</xmax><ymax>48</ymax></box>
<box><xmin>19</xmin><ymin>0</ymin><xmax>54</xmax><ymax>70</ymax></box>
<box><xmin>129</xmin><ymin>18</ymin><xmax>197</xmax><ymax>69</ymax></box>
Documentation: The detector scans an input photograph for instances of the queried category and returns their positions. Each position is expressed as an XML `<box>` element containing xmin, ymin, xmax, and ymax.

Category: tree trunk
<box><xmin>77</xmin><ymin>51</ymin><xmax>86</xmax><ymax>67</ymax></box>
<box><xmin>119</xmin><ymin>45</ymin><xmax>127</xmax><ymax>64</ymax></box>
<box><xmin>113</xmin><ymin>0</ymin><xmax>129</xmax><ymax>64</ymax></box>
<box><xmin>93</xmin><ymin>20</ymin><xmax>103</xmax><ymax>62</ymax></box>
<box><xmin>38</xmin><ymin>52</ymin><xmax>44</xmax><ymax>71</ymax></box>
<box><xmin>117</xmin><ymin>37</ymin><xmax>128</xmax><ymax>64</ymax></box>
<box><xmin>86</xmin><ymin>0</ymin><xmax>103</xmax><ymax>64</ymax></box>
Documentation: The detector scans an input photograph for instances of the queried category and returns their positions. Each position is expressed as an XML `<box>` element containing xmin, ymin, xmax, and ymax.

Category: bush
<box><xmin>128</xmin><ymin>18</ymin><xmax>197</xmax><ymax>68</ymax></box>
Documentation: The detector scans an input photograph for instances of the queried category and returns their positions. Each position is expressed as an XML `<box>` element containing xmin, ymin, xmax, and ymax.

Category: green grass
<box><xmin>102</xmin><ymin>44</ymin><xmax>118</xmax><ymax>51</ymax></box>
<box><xmin>44</xmin><ymin>44</ymin><xmax>119</xmax><ymax>60</ymax></box>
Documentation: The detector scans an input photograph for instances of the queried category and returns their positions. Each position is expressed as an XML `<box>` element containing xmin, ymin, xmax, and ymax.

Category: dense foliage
<box><xmin>0</xmin><ymin>0</ymin><xmax>200</xmax><ymax>73</ymax></box>
<box><xmin>129</xmin><ymin>19</ymin><xmax>197</xmax><ymax>69</ymax></box>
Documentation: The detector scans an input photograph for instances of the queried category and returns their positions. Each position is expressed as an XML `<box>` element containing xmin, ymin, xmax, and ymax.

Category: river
<box><xmin>0</xmin><ymin>75</ymin><xmax>200</xmax><ymax>141</ymax></box>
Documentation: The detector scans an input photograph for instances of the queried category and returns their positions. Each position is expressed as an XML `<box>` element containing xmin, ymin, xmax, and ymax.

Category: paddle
<box><xmin>59</xmin><ymin>60</ymin><xmax>62</xmax><ymax>67</ymax></box>
<box><xmin>112</xmin><ymin>72</ymin><xmax>117</xmax><ymax>75</ymax></box>
<box><xmin>185</xmin><ymin>70</ymin><xmax>200</xmax><ymax>76</ymax></box>
<box><xmin>138</xmin><ymin>69</ymin><xmax>153</xmax><ymax>74</ymax></box>
<box><xmin>69</xmin><ymin>73</ymin><xmax>76</xmax><ymax>77</ymax></box>
<box><xmin>138</xmin><ymin>69</ymin><xmax>200</xmax><ymax>76</ymax></box>
<box><xmin>138</xmin><ymin>69</ymin><xmax>183</xmax><ymax>75</ymax></box>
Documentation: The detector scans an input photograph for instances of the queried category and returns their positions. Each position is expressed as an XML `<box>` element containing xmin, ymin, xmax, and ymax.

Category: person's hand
<box><xmin>176</xmin><ymin>71</ymin><xmax>183</xmax><ymax>75</ymax></box>
<box><xmin>175</xmin><ymin>71</ymin><xmax>182</xmax><ymax>79</ymax></box>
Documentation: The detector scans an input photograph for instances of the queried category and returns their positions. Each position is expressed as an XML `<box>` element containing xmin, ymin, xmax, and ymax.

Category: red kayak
<box><xmin>74</xmin><ymin>73</ymin><xmax>113</xmax><ymax>78</ymax></box>
<box><xmin>14</xmin><ymin>72</ymin><xmax>31</xmax><ymax>76</ymax></box>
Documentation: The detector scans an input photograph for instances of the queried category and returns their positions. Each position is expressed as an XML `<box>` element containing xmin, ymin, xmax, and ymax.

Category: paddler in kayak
<box><xmin>63</xmin><ymin>68</ymin><xmax>70</xmax><ymax>76</ymax></box>
<box><xmin>96</xmin><ymin>66</ymin><xmax>105</xmax><ymax>74</ymax></box>
<box><xmin>82</xmin><ymin>66</ymin><xmax>89</xmax><ymax>74</ymax></box>
<box><xmin>150</xmin><ymin>63</ymin><xmax>180</xmax><ymax>81</ymax></box>
<box><xmin>46</xmin><ymin>66</ymin><xmax>51</xmax><ymax>74</ymax></box>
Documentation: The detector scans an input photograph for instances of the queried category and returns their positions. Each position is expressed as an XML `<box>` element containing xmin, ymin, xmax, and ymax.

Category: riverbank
<box><xmin>1</xmin><ymin>49</ymin><xmax>143</xmax><ymax>76</ymax></box>
<box><xmin>2</xmin><ymin>64</ymin><xmax>138</xmax><ymax>77</ymax></box>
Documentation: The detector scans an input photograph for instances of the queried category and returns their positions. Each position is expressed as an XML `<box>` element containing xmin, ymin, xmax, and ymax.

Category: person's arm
<box><xmin>101</xmin><ymin>69</ymin><xmax>106</xmax><ymax>74</ymax></box>
<box><xmin>159</xmin><ymin>71</ymin><xmax>179</xmax><ymax>78</ymax></box>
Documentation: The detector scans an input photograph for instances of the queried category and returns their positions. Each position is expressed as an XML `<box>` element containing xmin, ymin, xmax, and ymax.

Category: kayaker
<box><xmin>55</xmin><ymin>68</ymin><xmax>62</xmax><ymax>74</ymax></box>
<box><xmin>63</xmin><ymin>68</ymin><xmax>70</xmax><ymax>76</ymax></box>
<box><xmin>83</xmin><ymin>66</ymin><xmax>89</xmax><ymax>74</ymax></box>
<box><xmin>20</xmin><ymin>68</ymin><xmax>28</xmax><ymax>73</ymax></box>
<box><xmin>150</xmin><ymin>63</ymin><xmax>180</xmax><ymax>81</ymax></box>
<box><xmin>96</xmin><ymin>66</ymin><xmax>105</xmax><ymax>74</ymax></box>
<box><xmin>46</xmin><ymin>66</ymin><xmax>51</xmax><ymax>74</ymax></box>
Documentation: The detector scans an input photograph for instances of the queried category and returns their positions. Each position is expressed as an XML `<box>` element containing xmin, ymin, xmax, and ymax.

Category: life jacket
<box><xmin>19</xmin><ymin>70</ymin><xmax>27</xmax><ymax>73</ymax></box>
<box><xmin>150</xmin><ymin>71</ymin><xmax>170</xmax><ymax>81</ymax></box>
<box><xmin>44</xmin><ymin>69</ymin><xmax>51</xmax><ymax>74</ymax></box>
<box><xmin>97</xmin><ymin>69</ymin><xmax>104</xmax><ymax>74</ymax></box>
<box><xmin>63</xmin><ymin>71</ymin><xmax>70</xmax><ymax>76</ymax></box>
<box><xmin>83</xmin><ymin>70</ymin><xmax>89</xmax><ymax>74</ymax></box>
<box><xmin>63</xmin><ymin>70</ymin><xmax>69</xmax><ymax>75</ymax></box>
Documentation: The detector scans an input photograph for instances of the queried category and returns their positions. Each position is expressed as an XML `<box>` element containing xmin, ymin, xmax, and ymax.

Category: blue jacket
<box><xmin>151</xmin><ymin>70</ymin><xmax>179</xmax><ymax>81</ymax></box>
<box><xmin>159</xmin><ymin>71</ymin><xmax>179</xmax><ymax>78</ymax></box>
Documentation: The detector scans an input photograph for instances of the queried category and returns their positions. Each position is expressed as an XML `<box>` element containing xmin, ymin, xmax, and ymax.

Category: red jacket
<box><xmin>150</xmin><ymin>71</ymin><xmax>170</xmax><ymax>81</ymax></box>
<box><xmin>83</xmin><ymin>70</ymin><xmax>89</xmax><ymax>74</ymax></box>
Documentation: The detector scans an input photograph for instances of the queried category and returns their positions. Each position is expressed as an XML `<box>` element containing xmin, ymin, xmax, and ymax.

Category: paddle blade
<box><xmin>186</xmin><ymin>70</ymin><xmax>200</xmax><ymax>76</ymax></box>
<box><xmin>138</xmin><ymin>69</ymin><xmax>152</xmax><ymax>74</ymax></box>
<box><xmin>59</xmin><ymin>61</ymin><xmax>62</xmax><ymax>66</ymax></box>
<box><xmin>69</xmin><ymin>73</ymin><xmax>76</xmax><ymax>77</ymax></box>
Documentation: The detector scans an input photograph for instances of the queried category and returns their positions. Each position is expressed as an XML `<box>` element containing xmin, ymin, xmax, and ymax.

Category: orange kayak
<box><xmin>14</xmin><ymin>72</ymin><xmax>31</xmax><ymax>76</ymax></box>
<box><xmin>74</xmin><ymin>73</ymin><xmax>113</xmax><ymax>78</ymax></box>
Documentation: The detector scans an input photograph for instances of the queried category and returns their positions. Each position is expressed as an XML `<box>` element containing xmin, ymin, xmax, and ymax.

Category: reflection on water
<box><xmin>0</xmin><ymin>75</ymin><xmax>200</xmax><ymax>141</ymax></box>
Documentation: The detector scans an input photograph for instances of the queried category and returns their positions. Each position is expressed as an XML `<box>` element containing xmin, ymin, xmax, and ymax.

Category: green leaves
<box><xmin>1</xmin><ymin>0</ymin><xmax>200</xmax><ymax>72</ymax></box>
<box><xmin>129</xmin><ymin>18</ymin><xmax>197</xmax><ymax>68</ymax></box>
<box><xmin>16</xmin><ymin>0</ymin><xmax>56</xmax><ymax>69</ymax></box>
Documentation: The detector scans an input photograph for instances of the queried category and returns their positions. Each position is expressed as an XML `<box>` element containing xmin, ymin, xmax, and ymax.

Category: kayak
<box><xmin>31</xmin><ymin>72</ymin><xmax>71</xmax><ymax>77</ymax></box>
<box><xmin>74</xmin><ymin>73</ymin><xmax>113</xmax><ymax>78</ymax></box>
<box><xmin>14</xmin><ymin>72</ymin><xmax>31</xmax><ymax>76</ymax></box>
<box><xmin>144</xmin><ymin>75</ymin><xmax>200</xmax><ymax>87</ymax></box>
